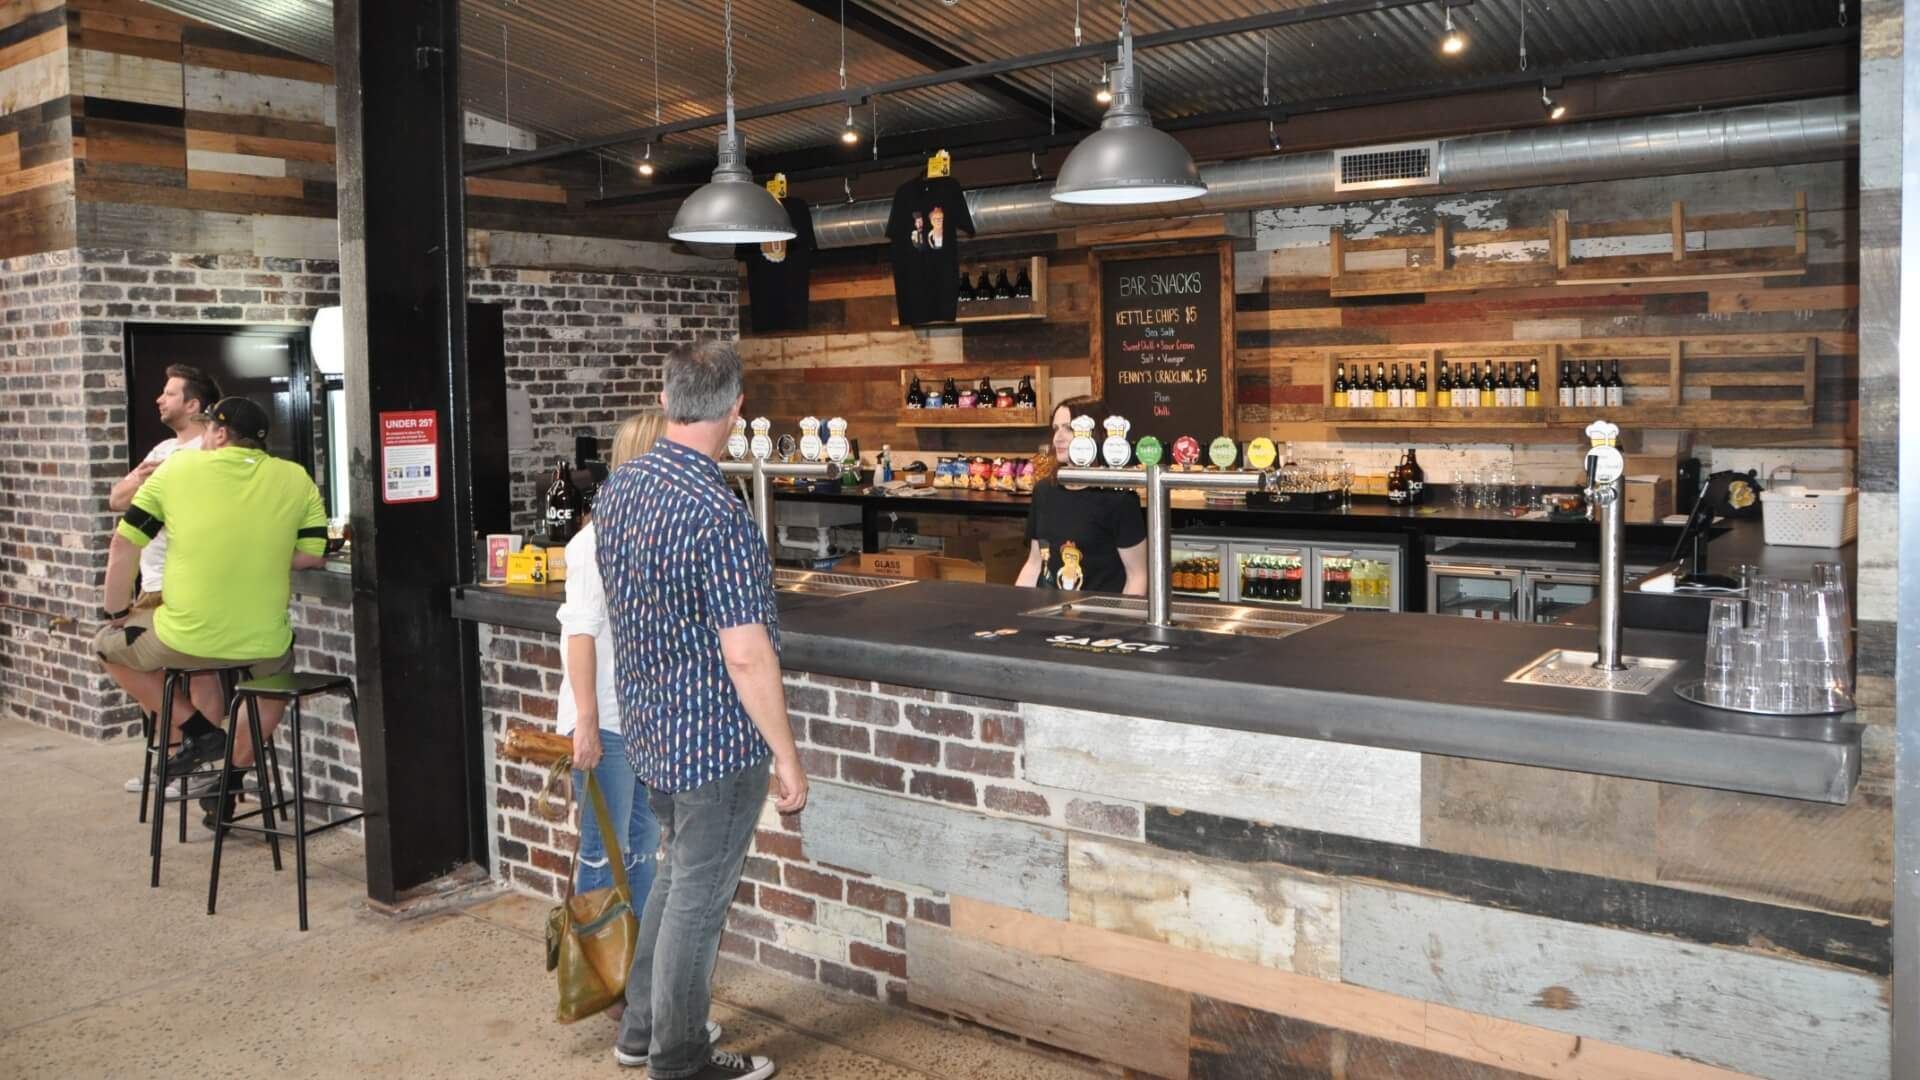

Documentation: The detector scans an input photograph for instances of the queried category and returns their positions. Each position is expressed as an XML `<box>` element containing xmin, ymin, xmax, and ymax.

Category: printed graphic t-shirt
<box><xmin>1024</xmin><ymin>479</ymin><xmax>1147</xmax><ymax>595</ymax></box>
<box><xmin>885</xmin><ymin>176</ymin><xmax>974</xmax><ymax>326</ymax></box>
<box><xmin>736</xmin><ymin>197</ymin><xmax>815</xmax><ymax>333</ymax></box>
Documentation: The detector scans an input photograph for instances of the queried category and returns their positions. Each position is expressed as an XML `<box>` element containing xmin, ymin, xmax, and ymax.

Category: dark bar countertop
<box><xmin>452</xmin><ymin>571</ymin><xmax>1862</xmax><ymax>805</ymax></box>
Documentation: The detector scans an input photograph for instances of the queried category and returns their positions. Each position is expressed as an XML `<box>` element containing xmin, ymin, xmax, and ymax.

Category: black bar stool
<box><xmin>208</xmin><ymin>672</ymin><xmax>364</xmax><ymax>930</ymax></box>
<box><xmin>146</xmin><ymin>666</ymin><xmax>285</xmax><ymax>886</ymax></box>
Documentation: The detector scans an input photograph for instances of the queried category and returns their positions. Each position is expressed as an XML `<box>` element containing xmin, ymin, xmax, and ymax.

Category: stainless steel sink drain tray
<box><xmin>1505</xmin><ymin>649</ymin><xmax>1681</xmax><ymax>695</ymax></box>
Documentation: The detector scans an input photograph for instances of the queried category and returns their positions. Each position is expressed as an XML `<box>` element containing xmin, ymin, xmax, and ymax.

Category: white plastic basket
<box><xmin>1761</xmin><ymin>486</ymin><xmax>1858</xmax><ymax>548</ymax></box>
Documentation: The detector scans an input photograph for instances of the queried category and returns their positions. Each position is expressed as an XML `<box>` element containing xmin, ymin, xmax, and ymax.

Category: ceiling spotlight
<box><xmin>1542</xmin><ymin>86</ymin><xmax>1566</xmax><ymax>121</ymax></box>
<box><xmin>1094</xmin><ymin>67</ymin><xmax>1113</xmax><ymax>106</ymax></box>
<box><xmin>637</xmin><ymin>144</ymin><xmax>655</xmax><ymax>177</ymax></box>
<box><xmin>1440</xmin><ymin>7</ymin><xmax>1466</xmax><ymax>55</ymax></box>
<box><xmin>841</xmin><ymin>105</ymin><xmax>860</xmax><ymax>145</ymax></box>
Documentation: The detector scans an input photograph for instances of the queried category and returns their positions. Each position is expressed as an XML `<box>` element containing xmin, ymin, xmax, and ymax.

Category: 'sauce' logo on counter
<box><xmin>1044</xmin><ymin>634</ymin><xmax>1174</xmax><ymax>655</ymax></box>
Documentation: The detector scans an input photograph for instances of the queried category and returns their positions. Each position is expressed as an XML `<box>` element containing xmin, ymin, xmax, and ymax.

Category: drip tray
<box><xmin>773</xmin><ymin>569</ymin><xmax>915</xmax><ymax>597</ymax></box>
<box><xmin>1023</xmin><ymin>595</ymin><xmax>1341</xmax><ymax>640</ymax></box>
<box><xmin>1505</xmin><ymin>649</ymin><xmax>1682</xmax><ymax>695</ymax></box>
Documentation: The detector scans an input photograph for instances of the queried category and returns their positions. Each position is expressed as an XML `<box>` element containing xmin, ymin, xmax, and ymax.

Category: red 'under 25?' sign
<box><xmin>378</xmin><ymin>410</ymin><xmax>439</xmax><ymax>504</ymax></box>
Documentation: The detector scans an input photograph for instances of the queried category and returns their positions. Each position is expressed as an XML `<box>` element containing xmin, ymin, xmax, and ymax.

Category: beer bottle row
<box><xmin>1334</xmin><ymin>360</ymin><xmax>1546</xmax><ymax>410</ymax></box>
<box><xmin>1556</xmin><ymin>359</ymin><xmax>1626</xmax><ymax>409</ymax></box>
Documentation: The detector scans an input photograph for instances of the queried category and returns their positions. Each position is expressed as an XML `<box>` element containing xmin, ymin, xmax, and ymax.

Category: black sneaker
<box><xmin>678</xmin><ymin>1049</ymin><xmax>774</xmax><ymax>1080</ymax></box>
<box><xmin>163</xmin><ymin>729</ymin><xmax>226</xmax><ymax>775</ymax></box>
<box><xmin>611</xmin><ymin>1020</ymin><xmax>724</xmax><ymax>1068</ymax></box>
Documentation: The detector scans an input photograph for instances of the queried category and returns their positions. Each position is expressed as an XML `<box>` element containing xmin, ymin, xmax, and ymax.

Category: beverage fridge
<box><xmin>1177</xmin><ymin>535</ymin><xmax>1404</xmax><ymax>613</ymax></box>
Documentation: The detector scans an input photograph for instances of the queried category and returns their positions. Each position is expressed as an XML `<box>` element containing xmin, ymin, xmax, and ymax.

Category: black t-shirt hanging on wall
<box><xmin>885</xmin><ymin>176</ymin><xmax>974</xmax><ymax>326</ymax></box>
<box><xmin>1024</xmin><ymin>479</ymin><xmax>1147</xmax><ymax>595</ymax></box>
<box><xmin>736</xmin><ymin>197</ymin><xmax>815</xmax><ymax>333</ymax></box>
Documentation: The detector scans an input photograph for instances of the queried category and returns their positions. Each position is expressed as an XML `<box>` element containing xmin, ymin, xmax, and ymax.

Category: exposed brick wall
<box><xmin>0</xmin><ymin>249</ymin><xmax>130</xmax><ymax>739</ymax></box>
<box><xmin>275</xmin><ymin>590</ymin><xmax>361</xmax><ymax>827</ymax></box>
<box><xmin>0</xmin><ymin>247</ymin><xmax>340</xmax><ymax>741</ymax></box>
<box><xmin>468</xmin><ymin>268</ymin><xmax>738</xmax><ymax>535</ymax></box>
<box><xmin>473</xmin><ymin>640</ymin><xmax>1142</xmax><ymax>1011</ymax></box>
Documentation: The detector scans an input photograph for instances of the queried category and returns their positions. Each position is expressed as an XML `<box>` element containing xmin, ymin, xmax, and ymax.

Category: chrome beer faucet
<box><xmin>1583</xmin><ymin>419</ymin><xmax>1627</xmax><ymax>672</ymax></box>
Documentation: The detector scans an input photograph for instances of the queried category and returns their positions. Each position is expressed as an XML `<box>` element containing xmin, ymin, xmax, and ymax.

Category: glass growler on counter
<box><xmin>543</xmin><ymin>462</ymin><xmax>581</xmax><ymax>543</ymax></box>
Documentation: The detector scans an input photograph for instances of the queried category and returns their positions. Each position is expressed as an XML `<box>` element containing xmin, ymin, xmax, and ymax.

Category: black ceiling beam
<box><xmin>579</xmin><ymin>33</ymin><xmax>1859</xmax><ymax>211</ymax></box>
<box><xmin>780</xmin><ymin>0</ymin><xmax>1081</xmax><ymax>129</ymax></box>
<box><xmin>466</xmin><ymin>0</ymin><xmax>1438</xmax><ymax>175</ymax></box>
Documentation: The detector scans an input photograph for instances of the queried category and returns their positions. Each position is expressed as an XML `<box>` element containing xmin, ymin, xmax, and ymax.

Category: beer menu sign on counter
<box><xmin>1093</xmin><ymin>243</ymin><xmax>1232</xmax><ymax>450</ymax></box>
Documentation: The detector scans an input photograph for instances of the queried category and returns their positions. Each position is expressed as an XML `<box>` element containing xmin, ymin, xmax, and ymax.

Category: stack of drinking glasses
<box><xmin>1694</xmin><ymin>561</ymin><xmax>1852</xmax><ymax>713</ymax></box>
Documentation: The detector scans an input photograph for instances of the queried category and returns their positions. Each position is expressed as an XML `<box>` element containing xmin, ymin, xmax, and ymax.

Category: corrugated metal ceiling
<box><xmin>147</xmin><ymin>0</ymin><xmax>1843</xmax><ymax>173</ymax></box>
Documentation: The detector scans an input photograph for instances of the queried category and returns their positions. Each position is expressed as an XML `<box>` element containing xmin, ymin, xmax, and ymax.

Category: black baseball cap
<box><xmin>208</xmin><ymin>396</ymin><xmax>270</xmax><ymax>441</ymax></box>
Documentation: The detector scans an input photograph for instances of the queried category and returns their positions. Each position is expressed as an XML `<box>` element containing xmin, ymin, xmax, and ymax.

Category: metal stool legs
<box><xmin>209</xmin><ymin>676</ymin><xmax>363</xmax><ymax>931</ymax></box>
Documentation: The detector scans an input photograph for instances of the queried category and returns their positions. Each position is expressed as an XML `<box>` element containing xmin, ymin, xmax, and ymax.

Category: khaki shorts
<box><xmin>94</xmin><ymin>608</ymin><xmax>292</xmax><ymax>679</ymax></box>
<box><xmin>133</xmin><ymin>592</ymin><xmax>164</xmax><ymax>612</ymax></box>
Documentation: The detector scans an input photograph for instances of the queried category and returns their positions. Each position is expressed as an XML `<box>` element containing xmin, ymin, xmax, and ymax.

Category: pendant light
<box><xmin>669</xmin><ymin>0</ymin><xmax>795</xmax><ymax>243</ymax></box>
<box><xmin>1051</xmin><ymin>0</ymin><xmax>1204</xmax><ymax>206</ymax></box>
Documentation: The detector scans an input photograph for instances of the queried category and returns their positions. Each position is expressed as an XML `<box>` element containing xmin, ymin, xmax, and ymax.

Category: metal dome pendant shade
<box><xmin>1051</xmin><ymin>24</ymin><xmax>1204</xmax><ymax>206</ymax></box>
<box><xmin>669</xmin><ymin>0</ymin><xmax>796</xmax><ymax>244</ymax></box>
<box><xmin>670</xmin><ymin>122</ymin><xmax>796</xmax><ymax>243</ymax></box>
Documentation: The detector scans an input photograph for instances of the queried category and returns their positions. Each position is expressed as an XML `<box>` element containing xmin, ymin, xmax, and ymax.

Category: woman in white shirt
<box><xmin>557</xmin><ymin>411</ymin><xmax>664</xmax><ymax>900</ymax></box>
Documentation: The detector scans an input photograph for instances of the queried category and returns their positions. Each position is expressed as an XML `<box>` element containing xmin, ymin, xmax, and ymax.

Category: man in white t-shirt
<box><xmin>110</xmin><ymin>363</ymin><xmax>220</xmax><ymax>795</ymax></box>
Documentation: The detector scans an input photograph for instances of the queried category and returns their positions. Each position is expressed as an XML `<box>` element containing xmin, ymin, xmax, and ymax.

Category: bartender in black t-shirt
<box><xmin>1015</xmin><ymin>396</ymin><xmax>1148</xmax><ymax>595</ymax></box>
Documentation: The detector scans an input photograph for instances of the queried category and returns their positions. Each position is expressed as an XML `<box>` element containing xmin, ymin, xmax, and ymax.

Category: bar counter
<box><xmin>455</xmin><ymin>577</ymin><xmax>1858</xmax><ymax>803</ymax></box>
<box><xmin>454</xmin><ymin>546</ymin><xmax>1887</xmax><ymax>1080</ymax></box>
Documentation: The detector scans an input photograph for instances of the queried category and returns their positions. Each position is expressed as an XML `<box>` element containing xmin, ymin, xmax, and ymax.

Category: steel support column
<box><xmin>335</xmin><ymin>0</ymin><xmax>486</xmax><ymax>902</ymax></box>
<box><xmin>1892</xmin><ymin>1</ymin><xmax>1920</xmax><ymax>1073</ymax></box>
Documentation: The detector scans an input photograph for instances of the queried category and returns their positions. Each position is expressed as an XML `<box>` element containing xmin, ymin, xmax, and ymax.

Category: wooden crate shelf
<box><xmin>898</xmin><ymin>361</ymin><xmax>1051</xmax><ymax>428</ymax></box>
<box><xmin>1328</xmin><ymin>195</ymin><xmax>1808</xmax><ymax>297</ymax></box>
<box><xmin>891</xmin><ymin>255</ymin><xmax>1048</xmax><ymax>326</ymax></box>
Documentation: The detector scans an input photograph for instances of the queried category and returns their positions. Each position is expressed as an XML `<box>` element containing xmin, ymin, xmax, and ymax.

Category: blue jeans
<box><xmin>571</xmin><ymin>728</ymin><xmax>659</xmax><ymax>904</ymax></box>
<box><xmin>616</xmin><ymin>757</ymin><xmax>770</xmax><ymax>1078</ymax></box>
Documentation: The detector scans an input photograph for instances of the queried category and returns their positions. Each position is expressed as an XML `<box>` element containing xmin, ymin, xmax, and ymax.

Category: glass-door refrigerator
<box><xmin>1169</xmin><ymin>537</ymin><xmax>1228</xmax><ymax>601</ymax></box>
<box><xmin>1225</xmin><ymin>541</ymin><xmax>1310</xmax><ymax>607</ymax></box>
<box><xmin>1427</xmin><ymin>562</ymin><xmax>1525</xmax><ymax>621</ymax></box>
<box><xmin>1525</xmin><ymin>569</ymin><xmax>1599</xmax><ymax>623</ymax></box>
<box><xmin>1314</xmin><ymin>545</ymin><xmax>1402</xmax><ymax>613</ymax></box>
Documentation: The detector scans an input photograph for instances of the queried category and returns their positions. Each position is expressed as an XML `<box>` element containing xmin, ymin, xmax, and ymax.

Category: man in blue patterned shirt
<box><xmin>598</xmin><ymin>340</ymin><xmax>805</xmax><ymax>1080</ymax></box>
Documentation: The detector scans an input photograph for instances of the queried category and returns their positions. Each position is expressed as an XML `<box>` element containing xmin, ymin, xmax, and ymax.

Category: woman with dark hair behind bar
<box><xmin>1015</xmin><ymin>396</ymin><xmax>1148</xmax><ymax>595</ymax></box>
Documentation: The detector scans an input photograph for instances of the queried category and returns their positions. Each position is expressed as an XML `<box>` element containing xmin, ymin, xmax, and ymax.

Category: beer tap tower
<box><xmin>1056</xmin><ymin>442</ymin><xmax>1281</xmax><ymax>629</ymax></box>
<box><xmin>720</xmin><ymin>416</ymin><xmax>839</xmax><ymax>553</ymax></box>
<box><xmin>1583</xmin><ymin>419</ymin><xmax>1629</xmax><ymax>671</ymax></box>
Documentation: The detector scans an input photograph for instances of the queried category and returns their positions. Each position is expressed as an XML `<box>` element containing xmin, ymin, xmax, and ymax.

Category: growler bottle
<box><xmin>543</xmin><ymin>462</ymin><xmax>580</xmax><ymax>544</ymax></box>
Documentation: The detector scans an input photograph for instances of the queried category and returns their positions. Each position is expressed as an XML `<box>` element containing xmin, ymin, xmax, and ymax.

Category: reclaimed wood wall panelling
<box><xmin>1339</xmin><ymin>885</ymin><xmax>1890</xmax><ymax>1080</ymax></box>
<box><xmin>1067</xmin><ymin>835</ymin><xmax>1341</xmax><ymax>980</ymax></box>
<box><xmin>1023</xmin><ymin>704</ymin><xmax>1423</xmax><ymax>846</ymax></box>
<box><xmin>908</xmin><ymin>923</ymin><xmax>1193</xmax><ymax>1080</ymax></box>
<box><xmin>1142</xmin><ymin>804</ymin><xmax>1888</xmax><ymax>975</ymax></box>
<box><xmin>951</xmin><ymin>897</ymin><xmax>1759</xmax><ymax>1080</ymax></box>
<box><xmin>798</xmin><ymin>780</ymin><xmax>1070</xmax><ymax>919</ymax></box>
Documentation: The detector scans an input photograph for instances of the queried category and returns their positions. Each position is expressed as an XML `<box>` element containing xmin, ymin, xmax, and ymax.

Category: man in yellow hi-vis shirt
<box><xmin>97</xmin><ymin>396</ymin><xmax>329</xmax><ymax>822</ymax></box>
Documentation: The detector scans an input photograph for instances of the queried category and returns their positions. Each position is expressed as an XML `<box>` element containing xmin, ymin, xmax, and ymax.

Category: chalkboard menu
<box><xmin>1094</xmin><ymin>245</ymin><xmax>1231</xmax><ymax>449</ymax></box>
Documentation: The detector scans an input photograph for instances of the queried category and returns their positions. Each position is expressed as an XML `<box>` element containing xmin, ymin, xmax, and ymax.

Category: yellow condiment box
<box><xmin>505</xmin><ymin>549</ymin><xmax>549</xmax><ymax>585</ymax></box>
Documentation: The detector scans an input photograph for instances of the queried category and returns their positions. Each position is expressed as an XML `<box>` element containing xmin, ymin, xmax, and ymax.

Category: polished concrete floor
<box><xmin>0</xmin><ymin>718</ymin><xmax>1101</xmax><ymax>1079</ymax></box>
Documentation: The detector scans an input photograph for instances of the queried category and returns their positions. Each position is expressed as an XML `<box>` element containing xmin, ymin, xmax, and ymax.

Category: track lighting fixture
<box><xmin>1440</xmin><ymin>7</ymin><xmax>1466</xmax><ymax>55</ymax></box>
<box><xmin>637</xmin><ymin>144</ymin><xmax>654</xmax><ymax>177</ymax></box>
<box><xmin>1542</xmin><ymin>85</ymin><xmax>1565</xmax><ymax>121</ymax></box>
<box><xmin>841</xmin><ymin>105</ymin><xmax>860</xmax><ymax>145</ymax></box>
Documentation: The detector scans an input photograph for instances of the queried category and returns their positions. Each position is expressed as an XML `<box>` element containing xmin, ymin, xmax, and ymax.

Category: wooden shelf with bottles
<box><xmin>890</xmin><ymin>256</ymin><xmax>1048</xmax><ymax>327</ymax></box>
<box><xmin>896</xmin><ymin>361</ymin><xmax>1052</xmax><ymax>428</ymax></box>
<box><xmin>1322</xmin><ymin>348</ymin><xmax>1554</xmax><ymax>427</ymax></box>
<box><xmin>1545</xmin><ymin>336</ymin><xmax>1817</xmax><ymax>430</ymax></box>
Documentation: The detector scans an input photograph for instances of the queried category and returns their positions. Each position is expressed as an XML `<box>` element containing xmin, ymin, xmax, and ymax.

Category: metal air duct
<box><xmin>808</xmin><ymin>95</ymin><xmax>1856</xmax><ymax>249</ymax></box>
